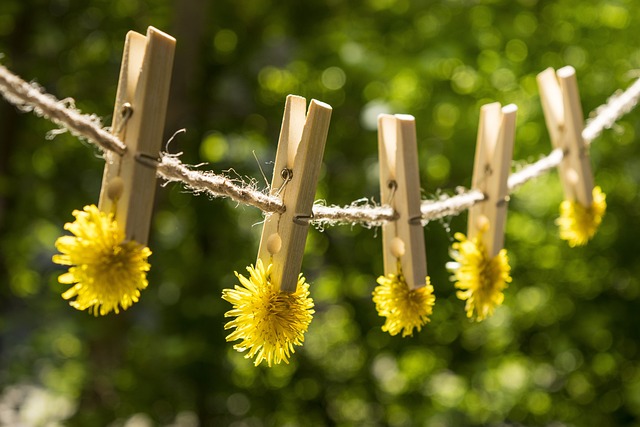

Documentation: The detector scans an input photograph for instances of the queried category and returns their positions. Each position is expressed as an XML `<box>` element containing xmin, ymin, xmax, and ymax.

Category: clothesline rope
<box><xmin>1</xmin><ymin>63</ymin><xmax>639</xmax><ymax>228</ymax></box>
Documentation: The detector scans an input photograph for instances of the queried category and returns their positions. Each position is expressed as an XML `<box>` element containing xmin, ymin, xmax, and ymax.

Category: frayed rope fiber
<box><xmin>1</xmin><ymin>63</ymin><xmax>639</xmax><ymax>228</ymax></box>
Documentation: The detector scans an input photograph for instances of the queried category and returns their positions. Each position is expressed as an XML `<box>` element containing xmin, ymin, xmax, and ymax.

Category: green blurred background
<box><xmin>1</xmin><ymin>0</ymin><xmax>640</xmax><ymax>425</ymax></box>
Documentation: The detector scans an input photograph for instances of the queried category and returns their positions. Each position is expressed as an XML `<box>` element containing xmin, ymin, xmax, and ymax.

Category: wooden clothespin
<box><xmin>468</xmin><ymin>103</ymin><xmax>517</xmax><ymax>258</ymax></box>
<box><xmin>537</xmin><ymin>66</ymin><xmax>594</xmax><ymax>207</ymax></box>
<box><xmin>378</xmin><ymin>114</ymin><xmax>427</xmax><ymax>290</ymax></box>
<box><xmin>256</xmin><ymin>95</ymin><xmax>332</xmax><ymax>293</ymax></box>
<box><xmin>98</xmin><ymin>27</ymin><xmax>176</xmax><ymax>246</ymax></box>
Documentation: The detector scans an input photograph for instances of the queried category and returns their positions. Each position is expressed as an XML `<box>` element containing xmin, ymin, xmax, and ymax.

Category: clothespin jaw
<box><xmin>378</xmin><ymin>114</ymin><xmax>427</xmax><ymax>290</ymax></box>
<box><xmin>537</xmin><ymin>66</ymin><xmax>594</xmax><ymax>207</ymax></box>
<box><xmin>98</xmin><ymin>27</ymin><xmax>176</xmax><ymax>246</ymax></box>
<box><xmin>257</xmin><ymin>95</ymin><xmax>332</xmax><ymax>293</ymax></box>
<box><xmin>468</xmin><ymin>102</ymin><xmax>517</xmax><ymax>258</ymax></box>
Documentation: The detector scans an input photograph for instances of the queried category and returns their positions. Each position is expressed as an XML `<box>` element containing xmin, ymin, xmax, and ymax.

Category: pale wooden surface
<box><xmin>468</xmin><ymin>103</ymin><xmax>517</xmax><ymax>258</ymax></box>
<box><xmin>537</xmin><ymin>66</ymin><xmax>594</xmax><ymax>207</ymax></box>
<box><xmin>257</xmin><ymin>95</ymin><xmax>332</xmax><ymax>293</ymax></box>
<box><xmin>378</xmin><ymin>114</ymin><xmax>427</xmax><ymax>290</ymax></box>
<box><xmin>98</xmin><ymin>27</ymin><xmax>176</xmax><ymax>246</ymax></box>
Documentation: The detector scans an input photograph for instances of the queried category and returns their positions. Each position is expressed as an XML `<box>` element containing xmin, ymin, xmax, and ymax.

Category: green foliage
<box><xmin>1</xmin><ymin>0</ymin><xmax>640</xmax><ymax>425</ymax></box>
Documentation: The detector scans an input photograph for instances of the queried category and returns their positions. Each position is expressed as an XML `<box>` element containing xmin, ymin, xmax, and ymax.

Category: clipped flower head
<box><xmin>222</xmin><ymin>259</ymin><xmax>314</xmax><ymax>367</ymax></box>
<box><xmin>448</xmin><ymin>232</ymin><xmax>511</xmax><ymax>321</ymax></box>
<box><xmin>52</xmin><ymin>205</ymin><xmax>151</xmax><ymax>316</ymax></box>
<box><xmin>557</xmin><ymin>186</ymin><xmax>606</xmax><ymax>247</ymax></box>
<box><xmin>372</xmin><ymin>265</ymin><xmax>435</xmax><ymax>337</ymax></box>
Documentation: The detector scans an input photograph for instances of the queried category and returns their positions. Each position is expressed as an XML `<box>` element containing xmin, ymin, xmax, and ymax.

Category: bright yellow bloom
<box><xmin>52</xmin><ymin>205</ymin><xmax>151</xmax><ymax>316</ymax></box>
<box><xmin>222</xmin><ymin>260</ymin><xmax>314</xmax><ymax>367</ymax></box>
<box><xmin>372</xmin><ymin>266</ymin><xmax>435</xmax><ymax>337</ymax></box>
<box><xmin>449</xmin><ymin>232</ymin><xmax>511</xmax><ymax>321</ymax></box>
<box><xmin>557</xmin><ymin>186</ymin><xmax>606</xmax><ymax>247</ymax></box>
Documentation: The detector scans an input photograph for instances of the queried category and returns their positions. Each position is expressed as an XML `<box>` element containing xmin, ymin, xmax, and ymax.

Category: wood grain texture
<box><xmin>257</xmin><ymin>95</ymin><xmax>332</xmax><ymax>293</ymax></box>
<box><xmin>537</xmin><ymin>66</ymin><xmax>594</xmax><ymax>207</ymax></box>
<box><xmin>378</xmin><ymin>114</ymin><xmax>427</xmax><ymax>290</ymax></box>
<box><xmin>468</xmin><ymin>103</ymin><xmax>517</xmax><ymax>258</ymax></box>
<box><xmin>98</xmin><ymin>27</ymin><xmax>176</xmax><ymax>246</ymax></box>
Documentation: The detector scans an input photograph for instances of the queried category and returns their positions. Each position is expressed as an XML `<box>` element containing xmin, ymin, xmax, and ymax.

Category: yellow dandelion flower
<box><xmin>372</xmin><ymin>265</ymin><xmax>435</xmax><ymax>337</ymax></box>
<box><xmin>52</xmin><ymin>205</ymin><xmax>151</xmax><ymax>316</ymax></box>
<box><xmin>448</xmin><ymin>232</ymin><xmax>511</xmax><ymax>321</ymax></box>
<box><xmin>222</xmin><ymin>259</ymin><xmax>314</xmax><ymax>367</ymax></box>
<box><xmin>557</xmin><ymin>186</ymin><xmax>606</xmax><ymax>247</ymax></box>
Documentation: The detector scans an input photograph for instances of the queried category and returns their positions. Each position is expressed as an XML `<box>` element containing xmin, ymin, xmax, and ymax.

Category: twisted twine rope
<box><xmin>1</xmin><ymin>63</ymin><xmax>639</xmax><ymax>228</ymax></box>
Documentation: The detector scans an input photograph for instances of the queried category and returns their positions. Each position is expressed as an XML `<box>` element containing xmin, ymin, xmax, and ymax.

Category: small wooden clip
<box><xmin>537</xmin><ymin>66</ymin><xmax>594</xmax><ymax>207</ymax></box>
<box><xmin>468</xmin><ymin>103</ymin><xmax>517</xmax><ymax>258</ymax></box>
<box><xmin>378</xmin><ymin>114</ymin><xmax>427</xmax><ymax>290</ymax></box>
<box><xmin>257</xmin><ymin>95</ymin><xmax>332</xmax><ymax>293</ymax></box>
<box><xmin>98</xmin><ymin>27</ymin><xmax>176</xmax><ymax>246</ymax></box>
